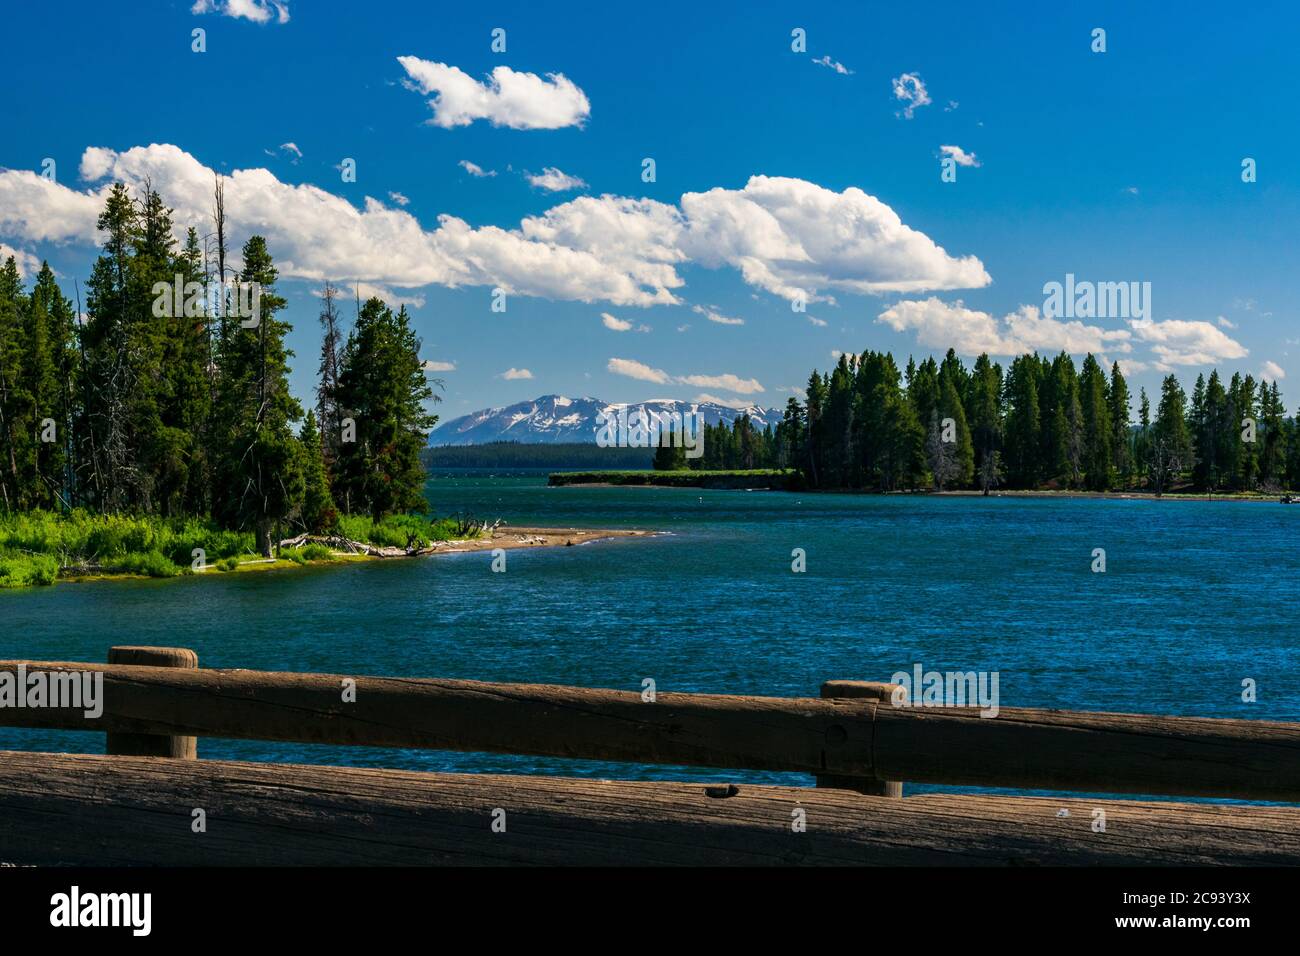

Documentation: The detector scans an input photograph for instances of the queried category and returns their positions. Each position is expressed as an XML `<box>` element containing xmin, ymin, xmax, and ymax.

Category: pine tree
<box><xmin>1150</xmin><ymin>375</ymin><xmax>1192</xmax><ymax>495</ymax></box>
<box><xmin>333</xmin><ymin>299</ymin><xmax>437</xmax><ymax>520</ymax></box>
<box><xmin>0</xmin><ymin>257</ymin><xmax>28</xmax><ymax>510</ymax></box>
<box><xmin>1079</xmin><ymin>354</ymin><xmax>1112</xmax><ymax>491</ymax></box>
<box><xmin>1003</xmin><ymin>355</ymin><xmax>1041</xmax><ymax>488</ymax></box>
<box><xmin>1107</xmin><ymin>362</ymin><xmax>1131</xmax><ymax>487</ymax></box>
<box><xmin>969</xmin><ymin>354</ymin><xmax>1002</xmax><ymax>494</ymax></box>
<box><xmin>211</xmin><ymin>236</ymin><xmax>303</xmax><ymax>555</ymax></box>
<box><xmin>296</xmin><ymin>410</ymin><xmax>337</xmax><ymax>532</ymax></box>
<box><xmin>938</xmin><ymin>375</ymin><xmax>974</xmax><ymax>486</ymax></box>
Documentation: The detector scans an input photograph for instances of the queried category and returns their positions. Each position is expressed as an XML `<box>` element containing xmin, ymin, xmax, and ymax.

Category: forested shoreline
<box><xmin>659</xmin><ymin>349</ymin><xmax>1294</xmax><ymax>496</ymax></box>
<box><xmin>0</xmin><ymin>178</ymin><xmax>442</xmax><ymax>584</ymax></box>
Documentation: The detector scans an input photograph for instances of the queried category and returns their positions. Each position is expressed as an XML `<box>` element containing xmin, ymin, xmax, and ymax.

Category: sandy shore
<box><xmin>421</xmin><ymin>526</ymin><xmax>653</xmax><ymax>554</ymax></box>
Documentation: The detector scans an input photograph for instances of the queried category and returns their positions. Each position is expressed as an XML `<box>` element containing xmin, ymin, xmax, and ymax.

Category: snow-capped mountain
<box><xmin>430</xmin><ymin>394</ymin><xmax>783</xmax><ymax>445</ymax></box>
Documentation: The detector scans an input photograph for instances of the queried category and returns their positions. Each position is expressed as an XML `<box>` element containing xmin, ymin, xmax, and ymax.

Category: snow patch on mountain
<box><xmin>430</xmin><ymin>394</ymin><xmax>782</xmax><ymax>445</ymax></box>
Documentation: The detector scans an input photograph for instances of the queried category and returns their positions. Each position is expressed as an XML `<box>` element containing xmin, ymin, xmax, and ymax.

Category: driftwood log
<box><xmin>3</xmin><ymin>661</ymin><xmax>1300</xmax><ymax>800</ymax></box>
<box><xmin>1</xmin><ymin>751</ymin><xmax>1297</xmax><ymax>866</ymax></box>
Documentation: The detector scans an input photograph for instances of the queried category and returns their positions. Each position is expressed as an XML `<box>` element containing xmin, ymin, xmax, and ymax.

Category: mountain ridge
<box><xmin>430</xmin><ymin>394</ymin><xmax>783</xmax><ymax>445</ymax></box>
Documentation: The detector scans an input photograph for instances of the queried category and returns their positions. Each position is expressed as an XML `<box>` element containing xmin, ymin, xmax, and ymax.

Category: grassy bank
<box><xmin>549</xmin><ymin>469</ymin><xmax>795</xmax><ymax>489</ymax></box>
<box><xmin>0</xmin><ymin>510</ymin><xmax>478</xmax><ymax>589</ymax></box>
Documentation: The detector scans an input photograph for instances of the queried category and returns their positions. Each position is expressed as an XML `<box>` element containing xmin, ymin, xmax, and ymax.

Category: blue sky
<box><xmin>2</xmin><ymin>0</ymin><xmax>1298</xmax><ymax>425</ymax></box>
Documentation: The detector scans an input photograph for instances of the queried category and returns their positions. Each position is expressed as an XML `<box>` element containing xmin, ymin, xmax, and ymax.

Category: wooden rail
<box><xmin>3</xmin><ymin>751</ymin><xmax>1298</xmax><ymax>866</ymax></box>
<box><xmin>3</xmin><ymin>654</ymin><xmax>1299</xmax><ymax>801</ymax></box>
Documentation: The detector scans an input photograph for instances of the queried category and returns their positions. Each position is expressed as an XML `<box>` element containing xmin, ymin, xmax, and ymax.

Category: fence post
<box><xmin>816</xmin><ymin>680</ymin><xmax>903</xmax><ymax>797</ymax></box>
<box><xmin>105</xmin><ymin>646</ymin><xmax>199</xmax><ymax>759</ymax></box>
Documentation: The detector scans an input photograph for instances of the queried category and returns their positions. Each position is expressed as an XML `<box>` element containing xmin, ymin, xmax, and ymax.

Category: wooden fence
<box><xmin>1</xmin><ymin>646</ymin><xmax>1298</xmax><ymax>865</ymax></box>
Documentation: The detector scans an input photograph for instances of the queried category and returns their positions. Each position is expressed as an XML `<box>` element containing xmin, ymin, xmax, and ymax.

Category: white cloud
<box><xmin>0</xmin><ymin>166</ymin><xmax>103</xmax><ymax>244</ymax></box>
<box><xmin>807</xmin><ymin>315</ymin><xmax>827</xmax><ymax>327</ymax></box>
<box><xmin>423</xmin><ymin>360</ymin><xmax>456</xmax><ymax>372</ymax></box>
<box><xmin>608</xmin><ymin>357</ymin><xmax>671</xmax><ymax>384</ymax></box>
<box><xmin>677</xmin><ymin>372</ymin><xmax>763</xmax><ymax>394</ymax></box>
<box><xmin>892</xmin><ymin>72</ymin><xmax>931</xmax><ymax>118</ymax></box>
<box><xmin>608</xmin><ymin>357</ymin><xmax>762</xmax><ymax>395</ymax></box>
<box><xmin>601</xmin><ymin>311</ymin><xmax>649</xmax><ymax>333</ymax></box>
<box><xmin>527</xmin><ymin>167</ymin><xmax>587</xmax><ymax>192</ymax></box>
<box><xmin>1259</xmin><ymin>360</ymin><xmax>1286</xmax><ymax>381</ymax></box>
<box><xmin>678</xmin><ymin>175</ymin><xmax>990</xmax><ymax>301</ymax></box>
<box><xmin>191</xmin><ymin>0</ymin><xmax>289</xmax><ymax>24</ymax></box>
<box><xmin>388</xmin><ymin>191</ymin><xmax>410</xmax><ymax>207</ymax></box>
<box><xmin>878</xmin><ymin>297</ymin><xmax>1133</xmax><ymax>356</ymax></box>
<box><xmin>1129</xmin><ymin>318</ymin><xmax>1248</xmax><ymax>366</ymax></box>
<box><xmin>0</xmin><ymin>147</ymin><xmax>992</xmax><ymax>311</ymax></box>
<box><xmin>939</xmin><ymin>145</ymin><xmax>980</xmax><ymax>168</ymax></box>
<box><xmin>812</xmin><ymin>55</ymin><xmax>853</xmax><ymax>75</ymax></box>
<box><xmin>0</xmin><ymin>243</ymin><xmax>42</xmax><ymax>279</ymax></box>
<box><xmin>691</xmin><ymin>304</ymin><xmax>744</xmax><ymax>326</ymax></box>
<box><xmin>500</xmin><ymin>367</ymin><xmax>534</xmax><ymax>380</ymax></box>
<box><xmin>944</xmin><ymin>100</ymin><xmax>959</xmax><ymax>112</ymax></box>
<box><xmin>397</xmin><ymin>57</ymin><xmax>590</xmax><ymax>130</ymax></box>
<box><xmin>1217</xmin><ymin>315</ymin><xmax>1236</xmax><ymax>329</ymax></box>
<box><xmin>458</xmin><ymin>160</ymin><xmax>496</xmax><ymax>178</ymax></box>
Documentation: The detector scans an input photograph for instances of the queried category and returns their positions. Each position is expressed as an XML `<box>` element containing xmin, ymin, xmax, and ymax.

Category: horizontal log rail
<box><xmin>3</xmin><ymin>656</ymin><xmax>1300</xmax><ymax>801</ymax></box>
<box><xmin>2</xmin><ymin>751</ymin><xmax>1298</xmax><ymax>866</ymax></box>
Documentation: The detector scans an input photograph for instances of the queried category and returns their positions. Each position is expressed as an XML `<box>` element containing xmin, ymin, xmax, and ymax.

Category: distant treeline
<box><xmin>423</xmin><ymin>441</ymin><xmax>653</xmax><ymax>470</ymax></box>
<box><xmin>0</xmin><ymin>179</ymin><xmax>437</xmax><ymax>554</ymax></box>
<box><xmin>656</xmin><ymin>349</ymin><xmax>1295</xmax><ymax>494</ymax></box>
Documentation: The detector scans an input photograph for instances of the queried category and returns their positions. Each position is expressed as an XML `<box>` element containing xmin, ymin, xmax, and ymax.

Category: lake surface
<box><xmin>4</xmin><ymin>474</ymin><xmax>1298</xmax><ymax>797</ymax></box>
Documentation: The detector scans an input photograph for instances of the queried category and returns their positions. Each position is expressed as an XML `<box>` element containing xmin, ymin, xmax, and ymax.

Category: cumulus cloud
<box><xmin>0</xmin><ymin>243</ymin><xmax>43</xmax><ymax>279</ymax></box>
<box><xmin>892</xmin><ymin>72</ymin><xmax>931</xmax><ymax>118</ymax></box>
<box><xmin>0</xmin><ymin>146</ymin><xmax>991</xmax><ymax>311</ymax></box>
<box><xmin>0</xmin><ymin>166</ymin><xmax>103</xmax><ymax>244</ymax></box>
<box><xmin>878</xmin><ymin>298</ymin><xmax>1133</xmax><ymax>356</ymax></box>
<box><xmin>1259</xmin><ymin>360</ymin><xmax>1285</xmax><ymax>381</ymax></box>
<box><xmin>527</xmin><ymin>167</ymin><xmax>587</xmax><ymax>192</ymax></box>
<box><xmin>458</xmin><ymin>160</ymin><xmax>496</xmax><ymax>178</ymax></box>
<box><xmin>1129</xmin><ymin>318</ymin><xmax>1248</xmax><ymax>366</ymax></box>
<box><xmin>691</xmin><ymin>304</ymin><xmax>744</xmax><ymax>326</ymax></box>
<box><xmin>607</xmin><ymin>357</ymin><xmax>671</xmax><ymax>384</ymax></box>
<box><xmin>879</xmin><ymin>298</ymin><xmax>1253</xmax><ymax>372</ymax></box>
<box><xmin>608</xmin><ymin>357</ymin><xmax>762</xmax><ymax>395</ymax></box>
<box><xmin>191</xmin><ymin>0</ymin><xmax>289</xmax><ymax>24</ymax></box>
<box><xmin>939</xmin><ymin>145</ymin><xmax>980</xmax><ymax>168</ymax></box>
<box><xmin>677</xmin><ymin>372</ymin><xmax>763</xmax><ymax>395</ymax></box>
<box><xmin>601</xmin><ymin>312</ymin><xmax>649</xmax><ymax>333</ymax></box>
<box><xmin>500</xmin><ymin>367</ymin><xmax>534</xmax><ymax>380</ymax></box>
<box><xmin>397</xmin><ymin>57</ymin><xmax>590</xmax><ymax>130</ymax></box>
<box><xmin>422</xmin><ymin>360</ymin><xmax>456</xmax><ymax>372</ymax></box>
<box><xmin>812</xmin><ymin>55</ymin><xmax>853</xmax><ymax>75</ymax></box>
<box><xmin>388</xmin><ymin>191</ymin><xmax>410</xmax><ymax>207</ymax></box>
<box><xmin>678</xmin><ymin>175</ymin><xmax>990</xmax><ymax>301</ymax></box>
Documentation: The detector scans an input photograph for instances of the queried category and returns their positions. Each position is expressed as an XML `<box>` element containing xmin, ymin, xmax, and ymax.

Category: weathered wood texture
<box><xmin>817</xmin><ymin>681</ymin><xmax>903</xmax><ymax>797</ymax></box>
<box><xmin>105</xmin><ymin>646</ymin><xmax>198</xmax><ymax>759</ymax></box>
<box><xmin>0</xmin><ymin>661</ymin><xmax>875</xmax><ymax>776</ymax></box>
<box><xmin>1</xmin><ymin>751</ymin><xmax>1297</xmax><ymax>866</ymax></box>
<box><xmin>3</xmin><ymin>661</ymin><xmax>1300</xmax><ymax>800</ymax></box>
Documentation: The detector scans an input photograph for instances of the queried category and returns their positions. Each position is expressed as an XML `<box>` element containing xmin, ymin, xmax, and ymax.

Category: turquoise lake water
<box><xmin>3</xmin><ymin>473</ymin><xmax>1298</xmax><ymax>796</ymax></box>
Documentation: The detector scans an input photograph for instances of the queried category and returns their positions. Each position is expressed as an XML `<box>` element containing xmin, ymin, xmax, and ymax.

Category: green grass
<box><xmin>0</xmin><ymin>551</ymin><xmax>59</xmax><ymax>588</ymax></box>
<box><xmin>0</xmin><ymin>509</ymin><xmax>475</xmax><ymax>588</ymax></box>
